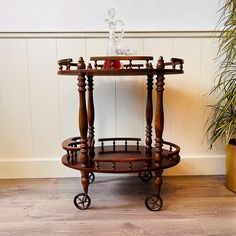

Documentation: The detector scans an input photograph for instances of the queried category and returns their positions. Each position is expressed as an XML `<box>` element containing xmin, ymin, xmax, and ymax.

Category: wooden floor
<box><xmin>0</xmin><ymin>175</ymin><xmax>235</xmax><ymax>236</ymax></box>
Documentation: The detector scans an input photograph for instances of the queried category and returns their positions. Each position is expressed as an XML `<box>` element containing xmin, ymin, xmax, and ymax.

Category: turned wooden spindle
<box><xmin>136</xmin><ymin>140</ymin><xmax>140</xmax><ymax>152</ymax></box>
<box><xmin>87</xmin><ymin>63</ymin><xmax>95</xmax><ymax>161</ymax></box>
<box><xmin>113</xmin><ymin>140</ymin><xmax>116</xmax><ymax>152</ymax></box>
<box><xmin>81</xmin><ymin>170</ymin><xmax>89</xmax><ymax>196</ymax></box>
<box><xmin>129</xmin><ymin>162</ymin><xmax>132</xmax><ymax>171</ymax></box>
<box><xmin>154</xmin><ymin>169</ymin><xmax>163</xmax><ymax>195</ymax></box>
<box><xmin>154</xmin><ymin>56</ymin><xmax>165</xmax><ymax>192</ymax></box>
<box><xmin>125</xmin><ymin>139</ymin><xmax>128</xmax><ymax>152</ymax></box>
<box><xmin>112</xmin><ymin>162</ymin><xmax>116</xmax><ymax>171</ymax></box>
<box><xmin>77</xmin><ymin>57</ymin><xmax>89</xmax><ymax>168</ymax></box>
<box><xmin>129</xmin><ymin>60</ymin><xmax>132</xmax><ymax>68</ymax></box>
<box><xmin>96</xmin><ymin>161</ymin><xmax>100</xmax><ymax>170</ymax></box>
<box><xmin>77</xmin><ymin>57</ymin><xmax>90</xmax><ymax>196</ymax></box>
<box><xmin>145</xmin><ymin>62</ymin><xmax>154</xmax><ymax>157</ymax></box>
<box><xmin>66</xmin><ymin>63</ymin><xmax>71</xmax><ymax>70</ymax></box>
<box><xmin>87</xmin><ymin>63</ymin><xmax>93</xmax><ymax>70</ymax></box>
<box><xmin>148</xmin><ymin>62</ymin><xmax>153</xmax><ymax>69</ymax></box>
<box><xmin>94</xmin><ymin>60</ymin><xmax>98</xmax><ymax>69</ymax></box>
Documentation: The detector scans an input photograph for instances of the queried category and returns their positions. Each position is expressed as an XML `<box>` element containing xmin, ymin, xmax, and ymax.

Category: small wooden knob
<box><xmin>148</xmin><ymin>62</ymin><xmax>153</xmax><ymax>69</ymax></box>
<box><xmin>77</xmin><ymin>57</ymin><xmax>86</xmax><ymax>69</ymax></box>
<box><xmin>157</xmin><ymin>56</ymin><xmax>165</xmax><ymax>69</ymax></box>
<box><xmin>87</xmin><ymin>63</ymin><xmax>92</xmax><ymax>69</ymax></box>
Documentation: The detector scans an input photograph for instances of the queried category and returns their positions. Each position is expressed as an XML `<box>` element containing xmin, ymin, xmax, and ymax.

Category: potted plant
<box><xmin>205</xmin><ymin>0</ymin><xmax>236</xmax><ymax>192</ymax></box>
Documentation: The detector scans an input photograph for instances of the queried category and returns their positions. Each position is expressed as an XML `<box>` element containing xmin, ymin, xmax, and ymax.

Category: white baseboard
<box><xmin>164</xmin><ymin>155</ymin><xmax>225</xmax><ymax>176</ymax></box>
<box><xmin>0</xmin><ymin>155</ymin><xmax>225</xmax><ymax>179</ymax></box>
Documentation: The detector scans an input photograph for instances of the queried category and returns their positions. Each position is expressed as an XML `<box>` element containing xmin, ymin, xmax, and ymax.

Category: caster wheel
<box><xmin>139</xmin><ymin>171</ymin><xmax>152</xmax><ymax>182</ymax></box>
<box><xmin>88</xmin><ymin>172</ymin><xmax>95</xmax><ymax>184</ymax></box>
<box><xmin>74</xmin><ymin>193</ymin><xmax>91</xmax><ymax>210</ymax></box>
<box><xmin>145</xmin><ymin>194</ymin><xmax>163</xmax><ymax>211</ymax></box>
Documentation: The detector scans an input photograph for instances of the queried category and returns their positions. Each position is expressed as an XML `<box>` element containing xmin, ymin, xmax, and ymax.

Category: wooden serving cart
<box><xmin>58</xmin><ymin>56</ymin><xmax>184</xmax><ymax>211</ymax></box>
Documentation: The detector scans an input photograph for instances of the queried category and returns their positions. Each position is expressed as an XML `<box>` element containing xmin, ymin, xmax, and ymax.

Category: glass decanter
<box><xmin>104</xmin><ymin>8</ymin><xmax>124</xmax><ymax>69</ymax></box>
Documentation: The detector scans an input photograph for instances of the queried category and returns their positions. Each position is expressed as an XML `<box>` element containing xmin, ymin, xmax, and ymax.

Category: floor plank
<box><xmin>0</xmin><ymin>175</ymin><xmax>235</xmax><ymax>235</ymax></box>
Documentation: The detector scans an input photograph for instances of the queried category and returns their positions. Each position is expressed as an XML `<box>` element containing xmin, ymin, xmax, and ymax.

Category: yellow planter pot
<box><xmin>226</xmin><ymin>143</ymin><xmax>236</xmax><ymax>192</ymax></box>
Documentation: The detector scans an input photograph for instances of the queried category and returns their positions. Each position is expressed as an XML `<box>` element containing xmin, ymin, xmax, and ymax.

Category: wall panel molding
<box><xmin>0</xmin><ymin>31</ymin><xmax>220</xmax><ymax>39</ymax></box>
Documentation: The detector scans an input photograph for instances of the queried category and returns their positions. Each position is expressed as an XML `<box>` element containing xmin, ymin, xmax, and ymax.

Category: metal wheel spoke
<box><xmin>88</xmin><ymin>172</ymin><xmax>95</xmax><ymax>184</ymax></box>
<box><xmin>145</xmin><ymin>194</ymin><xmax>163</xmax><ymax>211</ymax></box>
<box><xmin>74</xmin><ymin>193</ymin><xmax>91</xmax><ymax>210</ymax></box>
<box><xmin>139</xmin><ymin>171</ymin><xmax>152</xmax><ymax>182</ymax></box>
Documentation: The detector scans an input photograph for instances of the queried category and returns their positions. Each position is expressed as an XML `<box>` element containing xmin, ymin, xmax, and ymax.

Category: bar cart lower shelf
<box><xmin>61</xmin><ymin>136</ymin><xmax>180</xmax><ymax>211</ymax></box>
<box><xmin>58</xmin><ymin>55</ymin><xmax>184</xmax><ymax>211</ymax></box>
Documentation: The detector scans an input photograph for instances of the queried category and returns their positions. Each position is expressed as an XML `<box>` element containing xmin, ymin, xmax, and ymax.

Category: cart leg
<box><xmin>145</xmin><ymin>57</ymin><xmax>165</xmax><ymax>211</ymax></box>
<box><xmin>154</xmin><ymin>169</ymin><xmax>163</xmax><ymax>195</ymax></box>
<box><xmin>73</xmin><ymin>170</ymin><xmax>91</xmax><ymax>210</ymax></box>
<box><xmin>145</xmin><ymin>169</ymin><xmax>163</xmax><ymax>211</ymax></box>
<box><xmin>81</xmin><ymin>170</ymin><xmax>89</xmax><ymax>195</ymax></box>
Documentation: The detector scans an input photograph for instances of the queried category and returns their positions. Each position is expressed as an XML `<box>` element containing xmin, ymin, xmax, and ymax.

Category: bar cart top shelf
<box><xmin>58</xmin><ymin>56</ymin><xmax>184</xmax><ymax>76</ymax></box>
<box><xmin>58</xmin><ymin>55</ymin><xmax>184</xmax><ymax>174</ymax></box>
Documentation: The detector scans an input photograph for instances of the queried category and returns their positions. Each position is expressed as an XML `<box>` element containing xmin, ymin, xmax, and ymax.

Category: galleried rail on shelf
<box><xmin>58</xmin><ymin>55</ymin><xmax>184</xmax><ymax>211</ymax></box>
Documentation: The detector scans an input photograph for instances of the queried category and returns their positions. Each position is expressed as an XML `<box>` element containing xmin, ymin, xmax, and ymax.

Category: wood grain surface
<box><xmin>0</xmin><ymin>175</ymin><xmax>235</xmax><ymax>236</ymax></box>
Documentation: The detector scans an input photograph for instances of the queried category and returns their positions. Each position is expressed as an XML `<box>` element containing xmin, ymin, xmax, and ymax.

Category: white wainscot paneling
<box><xmin>116</xmin><ymin>38</ymin><xmax>145</xmax><ymax>143</ymax></box>
<box><xmin>116</xmin><ymin>76</ymin><xmax>145</xmax><ymax>143</ymax></box>
<box><xmin>27</xmin><ymin>39</ymin><xmax>61</xmax><ymax>158</ymax></box>
<box><xmin>0</xmin><ymin>39</ymin><xmax>32</xmax><ymax>159</ymax></box>
<box><xmin>0</xmin><ymin>32</ymin><xmax>226</xmax><ymax>178</ymax></box>
<box><xmin>56</xmin><ymin>39</ymin><xmax>86</xmax><ymax>141</ymax></box>
<box><xmin>56</xmin><ymin>38</ymin><xmax>86</xmax><ymax>62</ymax></box>
<box><xmin>86</xmin><ymin>38</ymin><xmax>117</xmax><ymax>141</ymax></box>
<box><xmin>0</xmin><ymin>89</ymin><xmax>5</xmax><ymax>158</ymax></box>
<box><xmin>171</xmin><ymin>38</ymin><xmax>202</xmax><ymax>156</ymax></box>
<box><xmin>143</xmin><ymin>38</ymin><xmax>173</xmax><ymax>62</ymax></box>
<box><xmin>143</xmin><ymin>38</ymin><xmax>173</xmax><ymax>142</ymax></box>
<box><xmin>199</xmin><ymin>38</ymin><xmax>225</xmax><ymax>155</ymax></box>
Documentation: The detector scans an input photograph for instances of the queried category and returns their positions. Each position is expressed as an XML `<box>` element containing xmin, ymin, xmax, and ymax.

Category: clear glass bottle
<box><xmin>104</xmin><ymin>8</ymin><xmax>124</xmax><ymax>69</ymax></box>
<box><xmin>105</xmin><ymin>8</ymin><xmax>124</xmax><ymax>56</ymax></box>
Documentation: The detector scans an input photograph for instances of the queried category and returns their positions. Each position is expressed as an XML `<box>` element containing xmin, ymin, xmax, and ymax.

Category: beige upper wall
<box><xmin>0</xmin><ymin>0</ymin><xmax>219</xmax><ymax>31</ymax></box>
